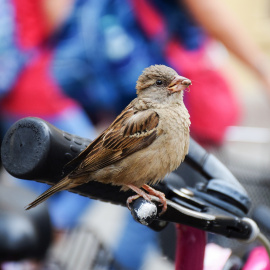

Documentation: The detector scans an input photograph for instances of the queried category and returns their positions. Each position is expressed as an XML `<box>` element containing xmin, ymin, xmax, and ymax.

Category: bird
<box><xmin>26</xmin><ymin>65</ymin><xmax>191</xmax><ymax>215</ymax></box>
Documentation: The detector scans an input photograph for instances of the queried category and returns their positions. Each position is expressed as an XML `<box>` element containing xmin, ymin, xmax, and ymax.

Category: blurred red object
<box><xmin>166</xmin><ymin>39</ymin><xmax>240</xmax><ymax>146</ymax></box>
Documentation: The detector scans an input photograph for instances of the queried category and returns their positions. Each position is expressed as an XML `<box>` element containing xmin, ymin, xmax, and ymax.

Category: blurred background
<box><xmin>0</xmin><ymin>0</ymin><xmax>270</xmax><ymax>269</ymax></box>
<box><xmin>223</xmin><ymin>0</ymin><xmax>270</xmax><ymax>128</ymax></box>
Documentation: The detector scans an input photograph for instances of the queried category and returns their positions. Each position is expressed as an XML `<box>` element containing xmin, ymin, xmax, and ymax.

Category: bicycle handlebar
<box><xmin>1</xmin><ymin>117</ymin><xmax>255</xmax><ymax>240</ymax></box>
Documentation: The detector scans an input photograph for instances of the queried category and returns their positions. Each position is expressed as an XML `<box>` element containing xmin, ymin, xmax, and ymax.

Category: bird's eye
<box><xmin>156</xmin><ymin>80</ymin><xmax>163</xmax><ymax>86</ymax></box>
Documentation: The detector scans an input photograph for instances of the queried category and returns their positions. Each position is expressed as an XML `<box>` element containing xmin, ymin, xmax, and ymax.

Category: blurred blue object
<box><xmin>0</xmin><ymin>0</ymin><xmax>30</xmax><ymax>97</ymax></box>
<box><xmin>51</xmin><ymin>0</ymin><xmax>205</xmax><ymax>122</ymax></box>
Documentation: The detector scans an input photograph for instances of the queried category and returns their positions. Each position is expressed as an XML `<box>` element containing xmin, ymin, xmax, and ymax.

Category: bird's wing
<box><xmin>68</xmin><ymin>105</ymin><xmax>160</xmax><ymax>179</ymax></box>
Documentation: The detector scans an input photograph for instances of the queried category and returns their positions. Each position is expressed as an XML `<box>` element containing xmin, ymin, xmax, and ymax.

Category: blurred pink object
<box><xmin>203</xmin><ymin>243</ymin><xmax>231</xmax><ymax>270</ymax></box>
<box><xmin>243</xmin><ymin>246</ymin><xmax>270</xmax><ymax>270</ymax></box>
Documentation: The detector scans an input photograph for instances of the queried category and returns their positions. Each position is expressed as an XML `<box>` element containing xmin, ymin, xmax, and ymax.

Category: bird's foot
<box><xmin>126</xmin><ymin>184</ymin><xmax>167</xmax><ymax>216</ymax></box>
<box><xmin>142</xmin><ymin>184</ymin><xmax>167</xmax><ymax>215</ymax></box>
<box><xmin>126</xmin><ymin>184</ymin><xmax>152</xmax><ymax>210</ymax></box>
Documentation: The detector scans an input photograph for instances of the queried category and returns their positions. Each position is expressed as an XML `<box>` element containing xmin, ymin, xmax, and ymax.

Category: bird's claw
<box><xmin>159</xmin><ymin>203</ymin><xmax>167</xmax><ymax>216</ymax></box>
<box><xmin>126</xmin><ymin>184</ymin><xmax>167</xmax><ymax>216</ymax></box>
<box><xmin>142</xmin><ymin>185</ymin><xmax>167</xmax><ymax>216</ymax></box>
<box><xmin>126</xmin><ymin>192</ymin><xmax>152</xmax><ymax>210</ymax></box>
<box><xmin>126</xmin><ymin>194</ymin><xmax>167</xmax><ymax>216</ymax></box>
<box><xmin>126</xmin><ymin>194</ymin><xmax>141</xmax><ymax>210</ymax></box>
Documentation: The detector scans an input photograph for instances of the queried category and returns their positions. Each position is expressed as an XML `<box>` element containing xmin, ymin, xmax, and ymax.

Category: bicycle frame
<box><xmin>175</xmin><ymin>225</ymin><xmax>206</xmax><ymax>270</ymax></box>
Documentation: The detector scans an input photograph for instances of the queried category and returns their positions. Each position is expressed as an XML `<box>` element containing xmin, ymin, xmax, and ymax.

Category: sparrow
<box><xmin>26</xmin><ymin>65</ymin><xmax>191</xmax><ymax>215</ymax></box>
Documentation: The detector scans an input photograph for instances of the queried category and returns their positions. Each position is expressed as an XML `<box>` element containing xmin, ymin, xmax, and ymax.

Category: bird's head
<box><xmin>136</xmin><ymin>65</ymin><xmax>191</xmax><ymax>105</ymax></box>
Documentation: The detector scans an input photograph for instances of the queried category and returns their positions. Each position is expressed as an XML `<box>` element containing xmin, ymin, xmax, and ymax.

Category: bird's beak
<box><xmin>168</xmin><ymin>76</ymin><xmax>192</xmax><ymax>93</ymax></box>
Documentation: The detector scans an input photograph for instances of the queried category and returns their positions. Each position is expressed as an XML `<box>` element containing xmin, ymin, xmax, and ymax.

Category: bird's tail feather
<box><xmin>25</xmin><ymin>176</ymin><xmax>71</xmax><ymax>210</ymax></box>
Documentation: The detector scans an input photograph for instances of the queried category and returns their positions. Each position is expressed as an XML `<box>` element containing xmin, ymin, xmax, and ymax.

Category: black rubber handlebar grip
<box><xmin>1</xmin><ymin>117</ymin><xmax>133</xmax><ymax>206</ymax></box>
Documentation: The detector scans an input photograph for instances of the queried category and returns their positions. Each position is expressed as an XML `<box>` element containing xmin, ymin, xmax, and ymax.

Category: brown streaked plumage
<box><xmin>26</xmin><ymin>65</ymin><xmax>191</xmax><ymax>215</ymax></box>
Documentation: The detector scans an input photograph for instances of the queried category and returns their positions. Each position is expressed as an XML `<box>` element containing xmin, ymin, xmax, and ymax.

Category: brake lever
<box><xmin>130</xmin><ymin>182</ymin><xmax>258</xmax><ymax>242</ymax></box>
<box><xmin>187</xmin><ymin>138</ymin><xmax>251</xmax><ymax>214</ymax></box>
